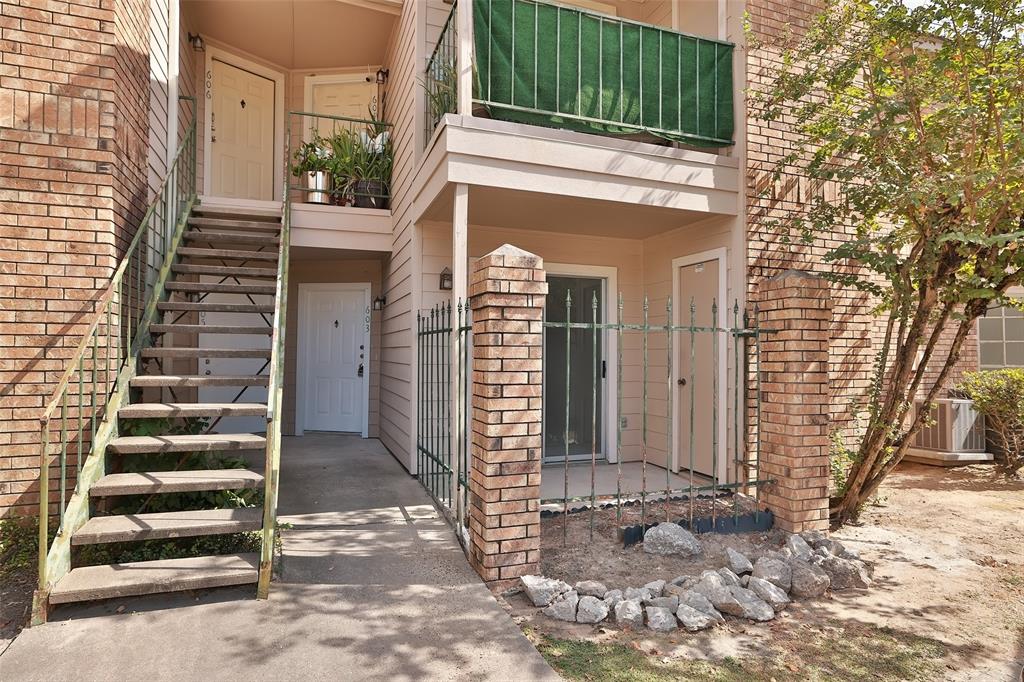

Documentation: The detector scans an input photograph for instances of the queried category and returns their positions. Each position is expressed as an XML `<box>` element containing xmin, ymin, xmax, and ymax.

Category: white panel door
<box><xmin>302</xmin><ymin>287</ymin><xmax>366</xmax><ymax>433</ymax></box>
<box><xmin>308</xmin><ymin>78</ymin><xmax>377</xmax><ymax>138</ymax></box>
<box><xmin>211</xmin><ymin>59</ymin><xmax>274</xmax><ymax>200</ymax></box>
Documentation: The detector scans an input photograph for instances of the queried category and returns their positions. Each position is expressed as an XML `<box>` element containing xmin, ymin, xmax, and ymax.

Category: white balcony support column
<box><xmin>451</xmin><ymin>182</ymin><xmax>469</xmax><ymax>532</ymax></box>
<box><xmin>456</xmin><ymin>0</ymin><xmax>474</xmax><ymax>115</ymax></box>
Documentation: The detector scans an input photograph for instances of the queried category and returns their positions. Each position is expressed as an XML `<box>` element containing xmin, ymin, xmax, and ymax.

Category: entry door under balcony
<box><xmin>210</xmin><ymin>58</ymin><xmax>275</xmax><ymax>200</ymax></box>
<box><xmin>543</xmin><ymin>275</ymin><xmax>605</xmax><ymax>463</ymax></box>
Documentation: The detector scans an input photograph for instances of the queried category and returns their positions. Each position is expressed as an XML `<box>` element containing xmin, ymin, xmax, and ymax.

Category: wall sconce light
<box><xmin>372</xmin><ymin>295</ymin><xmax>386</xmax><ymax>311</ymax></box>
<box><xmin>188</xmin><ymin>33</ymin><xmax>205</xmax><ymax>52</ymax></box>
<box><xmin>375</xmin><ymin>68</ymin><xmax>390</xmax><ymax>85</ymax></box>
<box><xmin>439</xmin><ymin>267</ymin><xmax>453</xmax><ymax>291</ymax></box>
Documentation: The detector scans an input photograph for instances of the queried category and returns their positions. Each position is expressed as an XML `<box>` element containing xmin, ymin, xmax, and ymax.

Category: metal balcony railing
<box><xmin>425</xmin><ymin>0</ymin><xmax>735</xmax><ymax>147</ymax></box>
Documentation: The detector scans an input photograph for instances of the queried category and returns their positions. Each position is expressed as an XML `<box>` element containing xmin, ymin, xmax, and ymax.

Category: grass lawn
<box><xmin>528</xmin><ymin>621</ymin><xmax>947</xmax><ymax>681</ymax></box>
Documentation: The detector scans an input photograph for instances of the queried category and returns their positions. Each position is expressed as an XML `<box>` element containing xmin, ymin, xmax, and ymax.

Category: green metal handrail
<box><xmin>257</xmin><ymin>108</ymin><xmax>293</xmax><ymax>598</ymax></box>
<box><xmin>33</xmin><ymin>98</ymin><xmax>198</xmax><ymax>620</ymax></box>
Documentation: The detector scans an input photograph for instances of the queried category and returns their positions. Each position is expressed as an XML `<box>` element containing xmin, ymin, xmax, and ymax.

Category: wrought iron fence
<box><xmin>424</xmin><ymin>1</ymin><xmax>458</xmax><ymax>143</ymax></box>
<box><xmin>288</xmin><ymin>111</ymin><xmax>393</xmax><ymax>209</ymax></box>
<box><xmin>416</xmin><ymin>301</ymin><xmax>471</xmax><ymax>528</ymax></box>
<box><xmin>542</xmin><ymin>292</ymin><xmax>769</xmax><ymax>545</ymax></box>
<box><xmin>36</xmin><ymin>97</ymin><xmax>198</xmax><ymax>597</ymax></box>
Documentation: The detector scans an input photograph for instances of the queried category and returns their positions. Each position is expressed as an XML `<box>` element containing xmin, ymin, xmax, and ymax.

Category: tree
<box><xmin>750</xmin><ymin>0</ymin><xmax>1024</xmax><ymax>524</ymax></box>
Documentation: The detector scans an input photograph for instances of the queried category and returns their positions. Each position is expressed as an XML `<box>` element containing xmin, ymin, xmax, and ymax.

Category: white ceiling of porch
<box><xmin>183</xmin><ymin>0</ymin><xmax>396</xmax><ymax>70</ymax></box>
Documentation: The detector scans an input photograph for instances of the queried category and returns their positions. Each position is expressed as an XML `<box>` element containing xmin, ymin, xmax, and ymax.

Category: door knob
<box><xmin>334</xmin><ymin>320</ymin><xmax>338</xmax><ymax>328</ymax></box>
<box><xmin>357</xmin><ymin>363</ymin><xmax>364</xmax><ymax>377</ymax></box>
<box><xmin>678</xmin><ymin>378</ymin><xmax>687</xmax><ymax>386</ymax></box>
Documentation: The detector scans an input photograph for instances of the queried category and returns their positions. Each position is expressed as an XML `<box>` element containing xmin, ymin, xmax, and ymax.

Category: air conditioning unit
<box><xmin>905</xmin><ymin>398</ymin><xmax>993</xmax><ymax>466</ymax></box>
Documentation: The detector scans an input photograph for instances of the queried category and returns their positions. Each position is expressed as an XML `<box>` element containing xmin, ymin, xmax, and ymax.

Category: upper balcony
<box><xmin>425</xmin><ymin>0</ymin><xmax>735</xmax><ymax>150</ymax></box>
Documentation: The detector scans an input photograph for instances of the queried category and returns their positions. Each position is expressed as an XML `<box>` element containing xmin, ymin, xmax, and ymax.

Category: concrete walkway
<box><xmin>0</xmin><ymin>434</ymin><xmax>559</xmax><ymax>682</ymax></box>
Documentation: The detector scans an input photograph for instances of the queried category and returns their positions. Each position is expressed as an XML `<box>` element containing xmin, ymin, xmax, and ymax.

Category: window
<box><xmin>979</xmin><ymin>301</ymin><xmax>1024</xmax><ymax>369</ymax></box>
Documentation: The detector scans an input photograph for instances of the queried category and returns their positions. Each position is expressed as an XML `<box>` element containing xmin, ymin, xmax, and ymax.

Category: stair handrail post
<box><xmin>30</xmin><ymin>97</ymin><xmax>198</xmax><ymax>625</ymax></box>
<box><xmin>258</xmin><ymin>112</ymin><xmax>292</xmax><ymax>598</ymax></box>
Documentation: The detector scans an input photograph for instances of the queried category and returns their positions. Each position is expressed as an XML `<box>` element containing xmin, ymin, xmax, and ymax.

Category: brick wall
<box><xmin>0</xmin><ymin>0</ymin><xmax>150</xmax><ymax>517</ymax></box>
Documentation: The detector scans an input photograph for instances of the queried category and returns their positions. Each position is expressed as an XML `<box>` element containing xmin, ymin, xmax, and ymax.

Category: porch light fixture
<box><xmin>372</xmin><ymin>295</ymin><xmax>386</xmax><ymax>311</ymax></box>
<box><xmin>375</xmin><ymin>68</ymin><xmax>390</xmax><ymax>85</ymax></box>
<box><xmin>439</xmin><ymin>267</ymin><xmax>453</xmax><ymax>291</ymax></box>
<box><xmin>188</xmin><ymin>33</ymin><xmax>205</xmax><ymax>52</ymax></box>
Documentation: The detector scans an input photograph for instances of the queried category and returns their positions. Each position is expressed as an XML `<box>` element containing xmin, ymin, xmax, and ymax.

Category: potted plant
<box><xmin>325</xmin><ymin>128</ymin><xmax>359</xmax><ymax>206</ymax></box>
<box><xmin>291</xmin><ymin>130</ymin><xmax>332</xmax><ymax>204</ymax></box>
<box><xmin>326</xmin><ymin>117</ymin><xmax>393</xmax><ymax>210</ymax></box>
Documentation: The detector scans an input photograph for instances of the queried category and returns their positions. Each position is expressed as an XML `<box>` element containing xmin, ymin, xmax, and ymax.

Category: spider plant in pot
<box><xmin>352</xmin><ymin>122</ymin><xmax>392</xmax><ymax>209</ymax></box>
<box><xmin>291</xmin><ymin>130</ymin><xmax>332</xmax><ymax>204</ymax></box>
<box><xmin>326</xmin><ymin>128</ymin><xmax>359</xmax><ymax>206</ymax></box>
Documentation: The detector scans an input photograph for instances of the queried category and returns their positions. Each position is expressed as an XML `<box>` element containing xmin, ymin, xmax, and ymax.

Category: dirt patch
<box><xmin>506</xmin><ymin>463</ymin><xmax>1024</xmax><ymax>680</ymax></box>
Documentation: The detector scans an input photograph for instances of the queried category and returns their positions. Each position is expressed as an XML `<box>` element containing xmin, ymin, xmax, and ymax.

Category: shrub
<box><xmin>957</xmin><ymin>369</ymin><xmax>1024</xmax><ymax>477</ymax></box>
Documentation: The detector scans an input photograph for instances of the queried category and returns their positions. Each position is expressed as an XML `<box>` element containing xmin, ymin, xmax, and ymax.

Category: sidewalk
<box><xmin>0</xmin><ymin>434</ymin><xmax>558</xmax><ymax>682</ymax></box>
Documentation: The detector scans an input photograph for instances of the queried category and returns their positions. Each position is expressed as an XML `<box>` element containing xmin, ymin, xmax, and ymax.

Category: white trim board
<box><xmin>297</xmin><ymin>282</ymin><xmax>372</xmax><ymax>438</ymax></box>
<box><xmin>671</xmin><ymin>248</ymin><xmax>729</xmax><ymax>483</ymax></box>
<box><xmin>202</xmin><ymin>43</ymin><xmax>286</xmax><ymax>201</ymax></box>
<box><xmin>544</xmin><ymin>263</ymin><xmax>620</xmax><ymax>465</ymax></box>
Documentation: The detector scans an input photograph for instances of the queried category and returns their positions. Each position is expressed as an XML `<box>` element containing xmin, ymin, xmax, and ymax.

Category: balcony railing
<box><xmin>289</xmin><ymin>111</ymin><xmax>393</xmax><ymax>209</ymax></box>
<box><xmin>425</xmin><ymin>0</ymin><xmax>734</xmax><ymax>148</ymax></box>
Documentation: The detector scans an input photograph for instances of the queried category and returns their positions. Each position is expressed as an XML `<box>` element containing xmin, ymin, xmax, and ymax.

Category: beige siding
<box><xmin>378</xmin><ymin>0</ymin><xmax>420</xmax><ymax>467</ymax></box>
<box><xmin>284</xmin><ymin>259</ymin><xmax>383</xmax><ymax>437</ymax></box>
<box><xmin>178</xmin><ymin>6</ymin><xmax>197</xmax><ymax>143</ymax></box>
<box><xmin>149</xmin><ymin>0</ymin><xmax>170</xmax><ymax>197</ymax></box>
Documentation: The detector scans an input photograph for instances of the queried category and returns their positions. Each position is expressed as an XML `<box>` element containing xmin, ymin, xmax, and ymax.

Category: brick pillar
<box><xmin>757</xmin><ymin>270</ymin><xmax>831</xmax><ymax>533</ymax></box>
<box><xmin>467</xmin><ymin>244</ymin><xmax>547</xmax><ymax>588</ymax></box>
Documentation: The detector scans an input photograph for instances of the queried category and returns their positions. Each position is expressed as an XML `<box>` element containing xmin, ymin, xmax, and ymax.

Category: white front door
<box><xmin>307</xmin><ymin>77</ymin><xmax>378</xmax><ymax>137</ymax></box>
<box><xmin>210</xmin><ymin>58</ymin><xmax>275</xmax><ymax>200</ymax></box>
<box><xmin>301</xmin><ymin>285</ymin><xmax>368</xmax><ymax>433</ymax></box>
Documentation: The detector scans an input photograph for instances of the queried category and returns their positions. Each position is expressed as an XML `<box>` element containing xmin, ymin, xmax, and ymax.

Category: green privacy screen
<box><xmin>473</xmin><ymin>0</ymin><xmax>734</xmax><ymax>147</ymax></box>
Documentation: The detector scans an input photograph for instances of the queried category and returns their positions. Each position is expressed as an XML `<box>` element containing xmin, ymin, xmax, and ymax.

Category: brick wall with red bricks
<box><xmin>745</xmin><ymin>0</ymin><xmax>979</xmax><ymax>455</ymax></box>
<box><xmin>0</xmin><ymin>0</ymin><xmax>150</xmax><ymax>517</ymax></box>
<box><xmin>466</xmin><ymin>245</ymin><xmax>547</xmax><ymax>590</ymax></box>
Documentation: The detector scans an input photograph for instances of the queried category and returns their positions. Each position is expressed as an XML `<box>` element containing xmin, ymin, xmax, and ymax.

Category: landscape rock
<box><xmin>675</xmin><ymin>604</ymin><xmax>715</xmax><ymax>632</ymax></box>
<box><xmin>623</xmin><ymin>587</ymin><xmax>651</xmax><ymax>602</ymax></box>
<box><xmin>602</xmin><ymin>589</ymin><xmax>623</xmax><ymax>608</ymax></box>
<box><xmin>678</xmin><ymin>590</ymin><xmax>725</xmax><ymax>624</ymax></box>
<box><xmin>739</xmin><ymin>574</ymin><xmax>750</xmax><ymax>587</ymax></box>
<box><xmin>576</xmin><ymin>595</ymin><xmax>610</xmax><ymax>623</ymax></box>
<box><xmin>644</xmin><ymin>579</ymin><xmax>667</xmax><ymax>597</ymax></box>
<box><xmin>786</xmin><ymin>534</ymin><xmax>814</xmax><ymax>561</ymax></box>
<box><xmin>691</xmin><ymin>572</ymin><xmax>773</xmax><ymax>621</ymax></box>
<box><xmin>644</xmin><ymin>596</ymin><xmax>679</xmax><ymax>611</ymax></box>
<box><xmin>727</xmin><ymin>586</ymin><xmax>775</xmax><ymax>622</ymax></box>
<box><xmin>717</xmin><ymin>567</ymin><xmax>742</xmax><ymax>587</ymax></box>
<box><xmin>574</xmin><ymin>580</ymin><xmax>608</xmax><ymax>598</ymax></box>
<box><xmin>614</xmin><ymin>598</ymin><xmax>644</xmax><ymax>628</ymax></box>
<box><xmin>669</xmin><ymin>575</ymin><xmax>698</xmax><ymax>589</ymax></box>
<box><xmin>814</xmin><ymin>554</ymin><xmax>872</xmax><ymax>590</ymax></box>
<box><xmin>800</xmin><ymin>529</ymin><xmax>827</xmax><ymax>546</ymax></box>
<box><xmin>543</xmin><ymin>590</ymin><xmax>579</xmax><ymax>621</ymax></box>
<box><xmin>789</xmin><ymin>559</ymin><xmax>830</xmax><ymax>598</ymax></box>
<box><xmin>663</xmin><ymin>582</ymin><xmax>690</xmax><ymax>598</ymax></box>
<box><xmin>752</xmin><ymin>557</ymin><xmax>792</xmax><ymax>591</ymax></box>
<box><xmin>521</xmin><ymin>575</ymin><xmax>572</xmax><ymax>607</ymax></box>
<box><xmin>643</xmin><ymin>523</ymin><xmax>702</xmax><ymax>557</ymax></box>
<box><xmin>747</xmin><ymin>576</ymin><xmax>791</xmax><ymax>610</ymax></box>
<box><xmin>725</xmin><ymin>547</ymin><xmax>754</xmax><ymax>575</ymax></box>
<box><xmin>645</xmin><ymin>606</ymin><xmax>678</xmax><ymax>632</ymax></box>
<box><xmin>817</xmin><ymin>538</ymin><xmax>861</xmax><ymax>561</ymax></box>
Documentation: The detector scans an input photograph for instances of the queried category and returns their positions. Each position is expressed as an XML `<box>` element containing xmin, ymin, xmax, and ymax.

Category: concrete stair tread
<box><xmin>90</xmin><ymin>469</ymin><xmax>264</xmax><ymax>496</ymax></box>
<box><xmin>118</xmin><ymin>402</ymin><xmax>267</xmax><ymax>418</ymax></box>
<box><xmin>49</xmin><ymin>553</ymin><xmax>260</xmax><ymax>604</ymax></box>
<box><xmin>131</xmin><ymin>375</ymin><xmax>269</xmax><ymax>388</ymax></box>
<box><xmin>72</xmin><ymin>507</ymin><xmax>264</xmax><ymax>545</ymax></box>
<box><xmin>140</xmin><ymin>347</ymin><xmax>272</xmax><ymax>359</ymax></box>
<box><xmin>107</xmin><ymin>433</ymin><xmax>267</xmax><ymax>454</ymax></box>
<box><xmin>151</xmin><ymin>324</ymin><xmax>272</xmax><ymax>335</ymax></box>
<box><xmin>166</xmin><ymin>281</ymin><xmax>277</xmax><ymax>295</ymax></box>
<box><xmin>184</xmin><ymin>230</ymin><xmax>279</xmax><ymax>245</ymax></box>
<box><xmin>172</xmin><ymin>264</ymin><xmax>277</xmax><ymax>278</ymax></box>
<box><xmin>157</xmin><ymin>301</ymin><xmax>274</xmax><ymax>313</ymax></box>
<box><xmin>178</xmin><ymin>247</ymin><xmax>278</xmax><ymax>261</ymax></box>
<box><xmin>188</xmin><ymin>217</ymin><xmax>282</xmax><ymax>232</ymax></box>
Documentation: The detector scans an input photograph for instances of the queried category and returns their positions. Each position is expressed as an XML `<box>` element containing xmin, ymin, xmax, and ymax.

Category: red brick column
<box><xmin>467</xmin><ymin>244</ymin><xmax>547</xmax><ymax>588</ymax></box>
<box><xmin>757</xmin><ymin>270</ymin><xmax>831</xmax><ymax>533</ymax></box>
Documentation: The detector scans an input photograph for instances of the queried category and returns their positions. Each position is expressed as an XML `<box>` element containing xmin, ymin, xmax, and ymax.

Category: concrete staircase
<box><xmin>48</xmin><ymin>203</ymin><xmax>283</xmax><ymax>606</ymax></box>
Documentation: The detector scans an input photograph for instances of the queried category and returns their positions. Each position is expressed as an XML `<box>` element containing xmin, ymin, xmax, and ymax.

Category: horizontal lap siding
<box><xmin>378</xmin><ymin>0</ymin><xmax>419</xmax><ymax>467</ymax></box>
